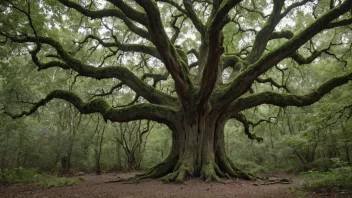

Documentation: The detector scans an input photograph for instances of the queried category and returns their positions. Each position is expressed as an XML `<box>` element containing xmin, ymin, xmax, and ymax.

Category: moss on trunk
<box><xmin>135</xmin><ymin>112</ymin><xmax>253</xmax><ymax>183</ymax></box>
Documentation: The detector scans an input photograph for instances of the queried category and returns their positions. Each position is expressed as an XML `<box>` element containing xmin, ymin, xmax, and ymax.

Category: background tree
<box><xmin>1</xmin><ymin>0</ymin><xmax>352</xmax><ymax>183</ymax></box>
<box><xmin>113</xmin><ymin>121</ymin><xmax>151</xmax><ymax>170</ymax></box>
<box><xmin>93</xmin><ymin>117</ymin><xmax>106</xmax><ymax>175</ymax></box>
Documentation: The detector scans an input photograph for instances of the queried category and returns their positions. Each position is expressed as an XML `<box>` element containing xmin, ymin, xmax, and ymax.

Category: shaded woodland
<box><xmin>0</xmin><ymin>0</ymin><xmax>351</xmax><ymax>191</ymax></box>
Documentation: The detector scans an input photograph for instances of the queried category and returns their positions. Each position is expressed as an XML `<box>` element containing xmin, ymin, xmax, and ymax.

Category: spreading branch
<box><xmin>142</xmin><ymin>72</ymin><xmax>170</xmax><ymax>88</ymax></box>
<box><xmin>157</xmin><ymin>0</ymin><xmax>187</xmax><ymax>15</ymax></box>
<box><xmin>246</xmin><ymin>0</ymin><xmax>285</xmax><ymax>63</ymax></box>
<box><xmin>281</xmin><ymin>0</ymin><xmax>313</xmax><ymax>18</ymax></box>
<box><xmin>106</xmin><ymin>0</ymin><xmax>148</xmax><ymax>26</ymax></box>
<box><xmin>0</xmin><ymin>33</ymin><xmax>176</xmax><ymax>105</ymax></box>
<box><xmin>217</xmin><ymin>0</ymin><xmax>352</xmax><ymax>110</ymax></box>
<box><xmin>326</xmin><ymin>17</ymin><xmax>352</xmax><ymax>29</ymax></box>
<box><xmin>183</xmin><ymin>0</ymin><xmax>205</xmax><ymax>35</ymax></box>
<box><xmin>270</xmin><ymin>30</ymin><xmax>294</xmax><ymax>40</ymax></box>
<box><xmin>135</xmin><ymin>0</ymin><xmax>193</xmax><ymax>106</ymax></box>
<box><xmin>196</xmin><ymin>0</ymin><xmax>242</xmax><ymax>107</ymax></box>
<box><xmin>75</xmin><ymin>34</ymin><xmax>161</xmax><ymax>60</ymax></box>
<box><xmin>4</xmin><ymin>90</ymin><xmax>177</xmax><ymax>125</ymax></box>
<box><xmin>91</xmin><ymin>82</ymin><xmax>124</xmax><ymax>98</ymax></box>
<box><xmin>229</xmin><ymin>70</ymin><xmax>352</xmax><ymax>112</ymax></box>
<box><xmin>291</xmin><ymin>48</ymin><xmax>328</xmax><ymax>65</ymax></box>
<box><xmin>57</xmin><ymin>0</ymin><xmax>150</xmax><ymax>40</ymax></box>
<box><xmin>256</xmin><ymin>77</ymin><xmax>290</xmax><ymax>92</ymax></box>
<box><xmin>233</xmin><ymin>113</ymin><xmax>264</xmax><ymax>143</ymax></box>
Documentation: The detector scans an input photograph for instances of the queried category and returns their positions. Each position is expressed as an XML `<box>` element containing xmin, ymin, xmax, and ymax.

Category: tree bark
<box><xmin>136</xmin><ymin>110</ymin><xmax>251</xmax><ymax>183</ymax></box>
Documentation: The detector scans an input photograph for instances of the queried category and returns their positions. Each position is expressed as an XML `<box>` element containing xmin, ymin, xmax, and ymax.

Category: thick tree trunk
<box><xmin>136</xmin><ymin>111</ymin><xmax>252</xmax><ymax>183</ymax></box>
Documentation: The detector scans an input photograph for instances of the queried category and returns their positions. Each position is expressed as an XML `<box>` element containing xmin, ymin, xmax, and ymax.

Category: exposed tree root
<box><xmin>200</xmin><ymin>162</ymin><xmax>223</xmax><ymax>183</ymax></box>
<box><xmin>161</xmin><ymin>159</ymin><xmax>194</xmax><ymax>184</ymax></box>
<box><xmin>215</xmin><ymin>149</ymin><xmax>254</xmax><ymax>180</ymax></box>
<box><xmin>105</xmin><ymin>176</ymin><xmax>140</xmax><ymax>184</ymax></box>
<box><xmin>105</xmin><ymin>157</ymin><xmax>176</xmax><ymax>183</ymax></box>
<box><xmin>132</xmin><ymin>156</ymin><xmax>254</xmax><ymax>184</ymax></box>
<box><xmin>105</xmin><ymin>178</ymin><xmax>125</xmax><ymax>183</ymax></box>
<box><xmin>227</xmin><ymin>157</ymin><xmax>254</xmax><ymax>179</ymax></box>
<box><xmin>135</xmin><ymin>156</ymin><xmax>177</xmax><ymax>180</ymax></box>
<box><xmin>214</xmin><ymin>162</ymin><xmax>231</xmax><ymax>179</ymax></box>
<box><xmin>107</xmin><ymin>149</ymin><xmax>256</xmax><ymax>184</ymax></box>
<box><xmin>253</xmin><ymin>178</ymin><xmax>293</xmax><ymax>186</ymax></box>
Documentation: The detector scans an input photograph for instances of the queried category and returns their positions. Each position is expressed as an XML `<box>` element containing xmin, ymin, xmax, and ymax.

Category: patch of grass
<box><xmin>37</xmin><ymin>174</ymin><xmax>79</xmax><ymax>188</ymax></box>
<box><xmin>300</xmin><ymin>167</ymin><xmax>352</xmax><ymax>195</ymax></box>
<box><xmin>286</xmin><ymin>188</ymin><xmax>308</xmax><ymax>198</ymax></box>
<box><xmin>234</xmin><ymin>159</ymin><xmax>266</xmax><ymax>174</ymax></box>
<box><xmin>0</xmin><ymin>167</ymin><xmax>80</xmax><ymax>187</ymax></box>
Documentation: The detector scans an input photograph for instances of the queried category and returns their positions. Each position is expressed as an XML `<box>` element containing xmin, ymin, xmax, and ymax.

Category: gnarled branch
<box><xmin>232</xmin><ymin>113</ymin><xmax>264</xmax><ymax>143</ymax></box>
<box><xmin>270</xmin><ymin>30</ymin><xmax>294</xmax><ymax>40</ymax></box>
<box><xmin>75</xmin><ymin>34</ymin><xmax>161</xmax><ymax>60</ymax></box>
<box><xmin>136</xmin><ymin>0</ymin><xmax>193</xmax><ymax>106</ymax></box>
<box><xmin>230</xmin><ymin>70</ymin><xmax>352</xmax><ymax>112</ymax></box>
<box><xmin>183</xmin><ymin>0</ymin><xmax>205</xmax><ymax>35</ymax></box>
<box><xmin>217</xmin><ymin>0</ymin><xmax>352</xmax><ymax>110</ymax></box>
<box><xmin>4</xmin><ymin>90</ymin><xmax>177</xmax><ymax>125</ymax></box>
<box><xmin>256</xmin><ymin>77</ymin><xmax>290</xmax><ymax>92</ymax></box>
<box><xmin>57</xmin><ymin>0</ymin><xmax>150</xmax><ymax>40</ymax></box>
<box><xmin>0</xmin><ymin>33</ymin><xmax>176</xmax><ymax>105</ymax></box>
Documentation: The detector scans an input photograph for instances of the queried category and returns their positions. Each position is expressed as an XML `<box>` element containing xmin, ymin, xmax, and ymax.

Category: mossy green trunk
<box><xmin>137</xmin><ymin>110</ymin><xmax>251</xmax><ymax>183</ymax></box>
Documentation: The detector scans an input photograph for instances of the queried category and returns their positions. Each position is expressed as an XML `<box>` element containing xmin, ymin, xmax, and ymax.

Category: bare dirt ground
<box><xmin>0</xmin><ymin>172</ymin><xmax>348</xmax><ymax>198</ymax></box>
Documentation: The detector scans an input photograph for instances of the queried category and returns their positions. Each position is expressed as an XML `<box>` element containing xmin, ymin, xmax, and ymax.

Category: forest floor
<box><xmin>0</xmin><ymin>172</ymin><xmax>349</xmax><ymax>198</ymax></box>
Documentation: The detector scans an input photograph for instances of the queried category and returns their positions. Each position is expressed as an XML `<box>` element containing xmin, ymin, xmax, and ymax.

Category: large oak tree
<box><xmin>1</xmin><ymin>0</ymin><xmax>352</xmax><ymax>183</ymax></box>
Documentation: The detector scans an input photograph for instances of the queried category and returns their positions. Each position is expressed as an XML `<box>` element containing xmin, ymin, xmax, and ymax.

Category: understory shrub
<box><xmin>300</xmin><ymin>166</ymin><xmax>352</xmax><ymax>194</ymax></box>
<box><xmin>0</xmin><ymin>167</ymin><xmax>38</xmax><ymax>185</ymax></box>
<box><xmin>0</xmin><ymin>167</ymin><xmax>79</xmax><ymax>187</ymax></box>
<box><xmin>234</xmin><ymin>159</ymin><xmax>266</xmax><ymax>174</ymax></box>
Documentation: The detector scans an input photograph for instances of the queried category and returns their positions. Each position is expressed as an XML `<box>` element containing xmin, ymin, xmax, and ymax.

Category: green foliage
<box><xmin>299</xmin><ymin>158</ymin><xmax>349</xmax><ymax>173</ymax></box>
<box><xmin>37</xmin><ymin>175</ymin><xmax>79</xmax><ymax>188</ymax></box>
<box><xmin>233</xmin><ymin>159</ymin><xmax>266</xmax><ymax>174</ymax></box>
<box><xmin>301</xmin><ymin>167</ymin><xmax>352</xmax><ymax>194</ymax></box>
<box><xmin>0</xmin><ymin>167</ymin><xmax>79</xmax><ymax>187</ymax></box>
<box><xmin>303</xmin><ymin>158</ymin><xmax>333</xmax><ymax>172</ymax></box>
<box><xmin>285</xmin><ymin>188</ymin><xmax>308</xmax><ymax>197</ymax></box>
<box><xmin>0</xmin><ymin>167</ymin><xmax>39</xmax><ymax>185</ymax></box>
<box><xmin>141</xmin><ymin>125</ymin><xmax>171</xmax><ymax>169</ymax></box>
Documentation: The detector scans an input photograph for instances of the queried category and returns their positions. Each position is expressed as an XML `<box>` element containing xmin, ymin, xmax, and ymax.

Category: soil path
<box><xmin>0</xmin><ymin>172</ymin><xmax>309</xmax><ymax>198</ymax></box>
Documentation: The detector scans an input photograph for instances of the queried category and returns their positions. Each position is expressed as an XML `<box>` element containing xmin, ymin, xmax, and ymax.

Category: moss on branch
<box><xmin>229</xmin><ymin>71</ymin><xmax>352</xmax><ymax>113</ymax></box>
<box><xmin>77</xmin><ymin>35</ymin><xmax>160</xmax><ymax>59</ymax></box>
<box><xmin>4</xmin><ymin>90</ymin><xmax>177</xmax><ymax>125</ymax></box>
<box><xmin>135</xmin><ymin>0</ymin><xmax>194</xmax><ymax>105</ymax></box>
<box><xmin>233</xmin><ymin>113</ymin><xmax>264</xmax><ymax>143</ymax></box>
<box><xmin>217</xmin><ymin>0</ymin><xmax>352</xmax><ymax>110</ymax></box>
<box><xmin>183</xmin><ymin>0</ymin><xmax>205</xmax><ymax>35</ymax></box>
<box><xmin>57</xmin><ymin>0</ymin><xmax>150</xmax><ymax>40</ymax></box>
<box><xmin>0</xmin><ymin>33</ymin><xmax>176</xmax><ymax>106</ymax></box>
<box><xmin>291</xmin><ymin>48</ymin><xmax>329</xmax><ymax>65</ymax></box>
<box><xmin>270</xmin><ymin>30</ymin><xmax>294</xmax><ymax>40</ymax></box>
